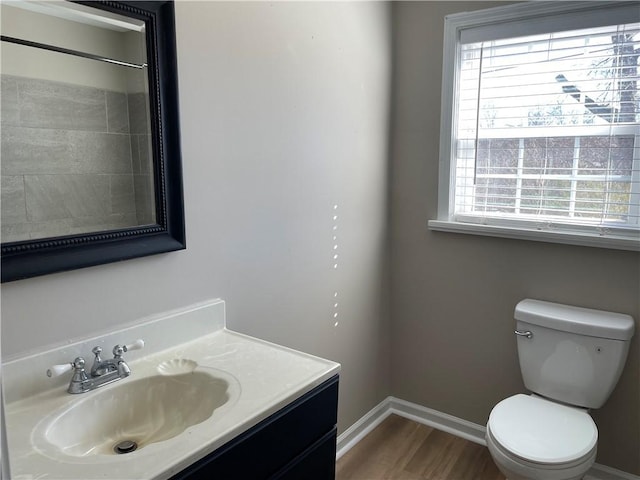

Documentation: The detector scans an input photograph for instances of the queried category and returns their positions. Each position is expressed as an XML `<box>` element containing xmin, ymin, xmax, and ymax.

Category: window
<box><xmin>429</xmin><ymin>2</ymin><xmax>640</xmax><ymax>251</ymax></box>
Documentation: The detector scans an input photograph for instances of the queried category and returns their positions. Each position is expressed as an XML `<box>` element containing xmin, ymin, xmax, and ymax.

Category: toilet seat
<box><xmin>486</xmin><ymin>423</ymin><xmax>597</xmax><ymax>480</ymax></box>
<box><xmin>487</xmin><ymin>394</ymin><xmax>598</xmax><ymax>465</ymax></box>
<box><xmin>487</xmin><ymin>424</ymin><xmax>595</xmax><ymax>471</ymax></box>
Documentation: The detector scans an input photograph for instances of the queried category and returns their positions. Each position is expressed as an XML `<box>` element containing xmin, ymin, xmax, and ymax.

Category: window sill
<box><xmin>427</xmin><ymin>220</ymin><xmax>640</xmax><ymax>252</ymax></box>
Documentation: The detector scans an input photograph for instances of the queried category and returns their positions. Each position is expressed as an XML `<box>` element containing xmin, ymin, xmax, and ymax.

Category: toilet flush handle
<box><xmin>514</xmin><ymin>330</ymin><xmax>533</xmax><ymax>339</ymax></box>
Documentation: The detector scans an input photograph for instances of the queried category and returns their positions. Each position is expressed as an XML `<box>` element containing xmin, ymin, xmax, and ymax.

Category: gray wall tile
<box><xmin>1</xmin><ymin>76</ymin><xmax>19</xmax><ymax>126</ymax></box>
<box><xmin>134</xmin><ymin>174</ymin><xmax>155</xmax><ymax>225</ymax></box>
<box><xmin>2</xmin><ymin>127</ymin><xmax>133</xmax><ymax>175</ymax></box>
<box><xmin>69</xmin><ymin>213</ymin><xmax>138</xmax><ymax>234</ymax></box>
<box><xmin>110</xmin><ymin>174</ymin><xmax>136</xmax><ymax>214</ymax></box>
<box><xmin>1</xmin><ymin>176</ymin><xmax>26</xmax><ymax>223</ymax></box>
<box><xmin>2</xmin><ymin>224</ymin><xmax>29</xmax><ymax>243</ymax></box>
<box><xmin>130</xmin><ymin>134</ymin><xmax>140</xmax><ymax>173</ymax></box>
<box><xmin>18</xmin><ymin>77</ymin><xmax>108</xmax><ymax>131</ymax></box>
<box><xmin>127</xmin><ymin>92</ymin><xmax>150</xmax><ymax>135</ymax></box>
<box><xmin>106</xmin><ymin>91</ymin><xmax>130</xmax><ymax>134</ymax></box>
<box><xmin>139</xmin><ymin>134</ymin><xmax>153</xmax><ymax>174</ymax></box>
<box><xmin>25</xmin><ymin>174</ymin><xmax>110</xmax><ymax>222</ymax></box>
<box><xmin>2</xmin><ymin>219</ymin><xmax>73</xmax><ymax>242</ymax></box>
<box><xmin>131</xmin><ymin>134</ymin><xmax>153</xmax><ymax>174</ymax></box>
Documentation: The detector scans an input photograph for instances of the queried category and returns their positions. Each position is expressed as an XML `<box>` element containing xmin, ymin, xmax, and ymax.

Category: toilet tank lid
<box><xmin>515</xmin><ymin>299</ymin><xmax>635</xmax><ymax>340</ymax></box>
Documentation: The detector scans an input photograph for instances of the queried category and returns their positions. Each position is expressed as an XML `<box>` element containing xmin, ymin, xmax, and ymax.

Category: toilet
<box><xmin>486</xmin><ymin>299</ymin><xmax>635</xmax><ymax>480</ymax></box>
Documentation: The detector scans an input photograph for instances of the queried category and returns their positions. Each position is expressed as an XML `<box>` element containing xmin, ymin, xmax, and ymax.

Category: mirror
<box><xmin>0</xmin><ymin>1</ymin><xmax>185</xmax><ymax>282</ymax></box>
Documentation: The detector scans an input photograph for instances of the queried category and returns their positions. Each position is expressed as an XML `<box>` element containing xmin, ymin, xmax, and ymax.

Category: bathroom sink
<box><xmin>34</xmin><ymin>369</ymin><xmax>232</xmax><ymax>457</ymax></box>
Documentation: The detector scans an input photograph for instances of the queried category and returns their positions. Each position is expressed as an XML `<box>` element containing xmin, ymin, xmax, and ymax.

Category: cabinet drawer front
<box><xmin>273</xmin><ymin>428</ymin><xmax>337</xmax><ymax>480</ymax></box>
<box><xmin>172</xmin><ymin>375</ymin><xmax>339</xmax><ymax>479</ymax></box>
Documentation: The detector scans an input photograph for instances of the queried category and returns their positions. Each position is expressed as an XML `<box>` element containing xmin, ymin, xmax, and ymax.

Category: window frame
<box><xmin>428</xmin><ymin>1</ymin><xmax>640</xmax><ymax>252</ymax></box>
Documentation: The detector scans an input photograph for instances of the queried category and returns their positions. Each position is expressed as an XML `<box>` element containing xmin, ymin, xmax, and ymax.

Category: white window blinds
<box><xmin>439</xmin><ymin>2</ymin><xmax>640</xmax><ymax>248</ymax></box>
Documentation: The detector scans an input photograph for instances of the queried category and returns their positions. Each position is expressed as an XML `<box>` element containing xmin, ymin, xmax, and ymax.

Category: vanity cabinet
<box><xmin>170</xmin><ymin>375</ymin><xmax>339</xmax><ymax>480</ymax></box>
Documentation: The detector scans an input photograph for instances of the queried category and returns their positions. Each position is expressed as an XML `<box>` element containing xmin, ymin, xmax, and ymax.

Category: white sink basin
<box><xmin>33</xmin><ymin>369</ymin><xmax>232</xmax><ymax>457</ymax></box>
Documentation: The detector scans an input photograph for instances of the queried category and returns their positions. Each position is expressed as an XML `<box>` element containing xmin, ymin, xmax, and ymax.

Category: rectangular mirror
<box><xmin>1</xmin><ymin>1</ymin><xmax>185</xmax><ymax>282</ymax></box>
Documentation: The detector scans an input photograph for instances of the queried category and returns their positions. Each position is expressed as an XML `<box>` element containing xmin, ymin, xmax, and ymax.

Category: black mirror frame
<box><xmin>1</xmin><ymin>1</ymin><xmax>185</xmax><ymax>283</ymax></box>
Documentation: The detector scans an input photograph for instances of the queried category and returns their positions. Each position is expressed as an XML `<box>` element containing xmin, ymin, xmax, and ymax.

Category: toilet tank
<box><xmin>515</xmin><ymin>299</ymin><xmax>635</xmax><ymax>409</ymax></box>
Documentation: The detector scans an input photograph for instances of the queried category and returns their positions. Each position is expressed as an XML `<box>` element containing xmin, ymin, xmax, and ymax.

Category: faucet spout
<box><xmin>118</xmin><ymin>361</ymin><xmax>131</xmax><ymax>377</ymax></box>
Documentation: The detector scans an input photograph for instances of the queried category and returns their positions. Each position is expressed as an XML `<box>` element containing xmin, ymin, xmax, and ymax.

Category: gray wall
<box><xmin>1</xmin><ymin>0</ymin><xmax>391</xmax><ymax>440</ymax></box>
<box><xmin>389</xmin><ymin>2</ymin><xmax>640</xmax><ymax>474</ymax></box>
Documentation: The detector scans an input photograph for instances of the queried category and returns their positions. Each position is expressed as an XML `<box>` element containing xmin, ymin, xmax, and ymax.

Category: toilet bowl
<box><xmin>485</xmin><ymin>299</ymin><xmax>635</xmax><ymax>480</ymax></box>
<box><xmin>486</xmin><ymin>394</ymin><xmax>597</xmax><ymax>480</ymax></box>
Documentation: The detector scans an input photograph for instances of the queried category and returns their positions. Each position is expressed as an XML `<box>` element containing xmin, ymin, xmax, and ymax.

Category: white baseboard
<box><xmin>586</xmin><ymin>464</ymin><xmax>640</xmax><ymax>480</ymax></box>
<box><xmin>387</xmin><ymin>397</ymin><xmax>486</xmax><ymax>446</ymax></box>
<box><xmin>337</xmin><ymin>397</ymin><xmax>639</xmax><ymax>480</ymax></box>
<box><xmin>335</xmin><ymin>397</ymin><xmax>392</xmax><ymax>460</ymax></box>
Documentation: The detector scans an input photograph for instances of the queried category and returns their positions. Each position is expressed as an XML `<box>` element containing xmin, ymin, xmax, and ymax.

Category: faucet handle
<box><xmin>47</xmin><ymin>363</ymin><xmax>73</xmax><ymax>378</ymax></box>
<box><xmin>112</xmin><ymin>339</ymin><xmax>145</xmax><ymax>358</ymax></box>
<box><xmin>124</xmin><ymin>339</ymin><xmax>145</xmax><ymax>352</ymax></box>
<box><xmin>92</xmin><ymin>346</ymin><xmax>103</xmax><ymax>361</ymax></box>
<box><xmin>47</xmin><ymin>357</ymin><xmax>85</xmax><ymax>378</ymax></box>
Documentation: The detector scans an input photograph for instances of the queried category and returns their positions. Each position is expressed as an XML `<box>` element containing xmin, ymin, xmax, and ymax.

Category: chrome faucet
<box><xmin>47</xmin><ymin>339</ymin><xmax>144</xmax><ymax>394</ymax></box>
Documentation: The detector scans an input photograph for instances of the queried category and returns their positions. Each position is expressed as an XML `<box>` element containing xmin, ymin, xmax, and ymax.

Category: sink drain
<box><xmin>114</xmin><ymin>440</ymin><xmax>138</xmax><ymax>454</ymax></box>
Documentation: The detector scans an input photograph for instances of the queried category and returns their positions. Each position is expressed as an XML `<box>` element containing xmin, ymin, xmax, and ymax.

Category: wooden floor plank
<box><xmin>387</xmin><ymin>419</ymin><xmax>435</xmax><ymax>476</ymax></box>
<box><xmin>446</xmin><ymin>441</ymin><xmax>503</xmax><ymax>480</ymax></box>
<box><xmin>336</xmin><ymin>414</ymin><xmax>506</xmax><ymax>480</ymax></box>
<box><xmin>336</xmin><ymin>415</ymin><xmax>429</xmax><ymax>479</ymax></box>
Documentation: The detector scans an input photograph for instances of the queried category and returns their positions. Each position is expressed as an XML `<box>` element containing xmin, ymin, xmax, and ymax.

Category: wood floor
<box><xmin>336</xmin><ymin>414</ymin><xmax>506</xmax><ymax>480</ymax></box>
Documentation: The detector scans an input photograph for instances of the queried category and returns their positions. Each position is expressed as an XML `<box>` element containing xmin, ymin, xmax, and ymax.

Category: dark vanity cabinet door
<box><xmin>170</xmin><ymin>375</ymin><xmax>339</xmax><ymax>480</ymax></box>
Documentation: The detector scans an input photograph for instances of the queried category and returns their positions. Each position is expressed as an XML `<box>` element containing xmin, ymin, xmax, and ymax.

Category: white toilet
<box><xmin>486</xmin><ymin>299</ymin><xmax>635</xmax><ymax>480</ymax></box>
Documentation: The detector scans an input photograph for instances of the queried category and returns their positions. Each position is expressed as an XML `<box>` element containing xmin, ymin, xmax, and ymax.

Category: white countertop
<box><xmin>3</xmin><ymin>300</ymin><xmax>340</xmax><ymax>480</ymax></box>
